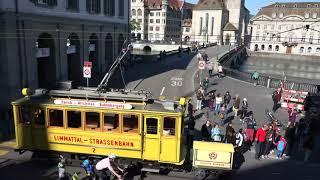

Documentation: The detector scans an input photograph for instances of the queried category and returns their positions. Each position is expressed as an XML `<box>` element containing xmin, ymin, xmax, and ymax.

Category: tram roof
<box><xmin>12</xmin><ymin>88</ymin><xmax>183</xmax><ymax>114</ymax></box>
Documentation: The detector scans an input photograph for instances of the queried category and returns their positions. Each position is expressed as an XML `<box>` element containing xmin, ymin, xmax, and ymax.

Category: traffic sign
<box><xmin>84</xmin><ymin>61</ymin><xmax>92</xmax><ymax>68</ymax></box>
<box><xmin>83</xmin><ymin>66</ymin><xmax>91</xmax><ymax>78</ymax></box>
<box><xmin>198</xmin><ymin>60</ymin><xmax>206</xmax><ymax>70</ymax></box>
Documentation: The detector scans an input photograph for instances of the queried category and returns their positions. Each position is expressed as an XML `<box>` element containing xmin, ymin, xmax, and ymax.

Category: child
<box><xmin>275</xmin><ymin>136</ymin><xmax>287</xmax><ymax>160</ymax></box>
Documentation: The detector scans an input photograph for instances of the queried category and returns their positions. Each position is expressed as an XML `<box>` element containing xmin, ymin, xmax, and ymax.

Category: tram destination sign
<box><xmin>53</xmin><ymin>99</ymin><xmax>132</xmax><ymax>110</ymax></box>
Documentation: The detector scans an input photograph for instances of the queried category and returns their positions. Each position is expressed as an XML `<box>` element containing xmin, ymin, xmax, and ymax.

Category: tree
<box><xmin>130</xmin><ymin>19</ymin><xmax>139</xmax><ymax>31</ymax></box>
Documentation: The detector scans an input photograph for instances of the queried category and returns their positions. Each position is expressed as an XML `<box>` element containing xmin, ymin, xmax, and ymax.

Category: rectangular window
<box><xmin>278</xmin><ymin>25</ymin><xmax>281</xmax><ymax>30</ymax></box>
<box><xmin>186</xmin><ymin>28</ymin><xmax>190</xmax><ymax>32</ymax></box>
<box><xmin>20</xmin><ymin>107</ymin><xmax>31</xmax><ymax>125</ymax></box>
<box><xmin>309</xmin><ymin>36</ymin><xmax>313</xmax><ymax>43</ymax></box>
<box><xmin>156</xmin><ymin>19</ymin><xmax>160</xmax><ymax>23</ymax></box>
<box><xmin>162</xmin><ymin>12</ymin><xmax>166</xmax><ymax>17</ymax></box>
<box><xmin>156</xmin><ymin>12</ymin><xmax>160</xmax><ymax>16</ymax></box>
<box><xmin>67</xmin><ymin>110</ymin><xmax>82</xmax><ymax>129</ymax></box>
<box><xmin>138</xmin><ymin>19</ymin><xmax>142</xmax><ymax>23</ymax></box>
<box><xmin>150</xmin><ymin>12</ymin><xmax>154</xmax><ymax>16</ymax></box>
<box><xmin>123</xmin><ymin>114</ymin><xmax>139</xmax><ymax>133</ymax></box>
<box><xmin>256</xmin><ymin>34</ymin><xmax>259</xmax><ymax>41</ymax></box>
<box><xmin>49</xmin><ymin>109</ymin><xmax>63</xmax><ymax>127</ymax></box>
<box><xmin>150</xmin><ymin>26</ymin><xmax>153</xmax><ymax>31</ymax></box>
<box><xmin>87</xmin><ymin>0</ymin><xmax>101</xmax><ymax>14</ymax></box>
<box><xmin>118</xmin><ymin>0</ymin><xmax>124</xmax><ymax>17</ymax></box>
<box><xmin>85</xmin><ymin>112</ymin><xmax>100</xmax><ymax>131</ymax></box>
<box><xmin>104</xmin><ymin>0</ymin><xmax>115</xmax><ymax>16</ymax></box>
<box><xmin>150</xmin><ymin>19</ymin><xmax>154</xmax><ymax>23</ymax></box>
<box><xmin>264</xmin><ymin>25</ymin><xmax>267</xmax><ymax>29</ymax></box>
<box><xmin>103</xmin><ymin>113</ymin><xmax>120</xmax><ymax>132</ymax></box>
<box><xmin>32</xmin><ymin>0</ymin><xmax>57</xmax><ymax>6</ymax></box>
<box><xmin>156</xmin><ymin>27</ymin><xmax>160</xmax><ymax>31</ymax></box>
<box><xmin>301</xmin><ymin>36</ymin><xmax>306</xmax><ymax>42</ymax></box>
<box><xmin>257</xmin><ymin>25</ymin><xmax>260</xmax><ymax>29</ymax></box>
<box><xmin>66</xmin><ymin>0</ymin><xmax>79</xmax><ymax>11</ymax></box>
<box><xmin>34</xmin><ymin>108</ymin><xmax>45</xmax><ymax>126</ymax></box>
<box><xmin>163</xmin><ymin>117</ymin><xmax>176</xmax><ymax>136</ymax></box>
<box><xmin>146</xmin><ymin>118</ymin><xmax>158</xmax><ymax>135</ymax></box>
<box><xmin>211</xmin><ymin>17</ymin><xmax>214</xmax><ymax>35</ymax></box>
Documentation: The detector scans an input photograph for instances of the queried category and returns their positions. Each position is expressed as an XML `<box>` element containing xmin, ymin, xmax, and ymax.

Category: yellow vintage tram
<box><xmin>12</xmin><ymin>88</ymin><xmax>234</xmax><ymax>179</ymax></box>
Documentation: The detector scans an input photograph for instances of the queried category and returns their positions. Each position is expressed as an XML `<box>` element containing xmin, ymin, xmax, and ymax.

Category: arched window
<box><xmin>307</xmin><ymin>47</ymin><xmax>312</xmax><ymax>53</ymax></box>
<box><xmin>316</xmin><ymin>47</ymin><xmax>320</xmax><ymax>53</ymax></box>
<box><xmin>199</xmin><ymin>17</ymin><xmax>203</xmax><ymax>35</ymax></box>
<box><xmin>132</xmin><ymin>9</ymin><xmax>136</xmax><ymax>16</ymax></box>
<box><xmin>300</xmin><ymin>47</ymin><xmax>304</xmax><ymax>53</ymax></box>
<box><xmin>254</xmin><ymin>44</ymin><xmax>258</xmax><ymax>51</ymax></box>
<box><xmin>261</xmin><ymin>44</ymin><xmax>265</xmax><ymax>50</ymax></box>
<box><xmin>205</xmin><ymin>13</ymin><xmax>209</xmax><ymax>34</ymax></box>
<box><xmin>275</xmin><ymin>45</ymin><xmax>279</xmax><ymax>51</ymax></box>
<box><xmin>137</xmin><ymin>9</ymin><xmax>142</xmax><ymax>16</ymax></box>
<box><xmin>268</xmin><ymin>45</ymin><xmax>272</xmax><ymax>51</ymax></box>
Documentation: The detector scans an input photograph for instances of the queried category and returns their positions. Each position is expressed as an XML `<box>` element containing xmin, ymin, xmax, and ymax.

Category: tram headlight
<box><xmin>22</xmin><ymin>88</ymin><xmax>32</xmax><ymax>97</ymax></box>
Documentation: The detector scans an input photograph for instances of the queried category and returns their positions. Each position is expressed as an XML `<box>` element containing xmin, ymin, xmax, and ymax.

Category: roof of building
<box><xmin>193</xmin><ymin>0</ymin><xmax>225</xmax><ymax>10</ymax></box>
<box><xmin>256</xmin><ymin>2</ymin><xmax>320</xmax><ymax>18</ymax></box>
<box><xmin>223</xmin><ymin>22</ymin><xmax>238</xmax><ymax>31</ymax></box>
<box><xmin>144</xmin><ymin>0</ymin><xmax>184</xmax><ymax>9</ymax></box>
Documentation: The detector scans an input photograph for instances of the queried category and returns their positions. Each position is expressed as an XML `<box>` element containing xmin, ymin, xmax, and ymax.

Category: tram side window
<box><xmin>146</xmin><ymin>118</ymin><xmax>158</xmax><ymax>135</ymax></box>
<box><xmin>104</xmin><ymin>113</ymin><xmax>119</xmax><ymax>132</ymax></box>
<box><xmin>163</xmin><ymin>117</ymin><xmax>176</xmax><ymax>136</ymax></box>
<box><xmin>67</xmin><ymin>111</ymin><xmax>82</xmax><ymax>129</ymax></box>
<box><xmin>49</xmin><ymin>109</ymin><xmax>63</xmax><ymax>127</ymax></box>
<box><xmin>20</xmin><ymin>107</ymin><xmax>31</xmax><ymax>125</ymax></box>
<box><xmin>123</xmin><ymin>114</ymin><xmax>139</xmax><ymax>133</ymax></box>
<box><xmin>34</xmin><ymin>108</ymin><xmax>45</xmax><ymax>126</ymax></box>
<box><xmin>86</xmin><ymin>112</ymin><xmax>100</xmax><ymax>131</ymax></box>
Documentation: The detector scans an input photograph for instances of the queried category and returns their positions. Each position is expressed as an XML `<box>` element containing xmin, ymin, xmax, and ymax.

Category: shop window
<box><xmin>49</xmin><ymin>109</ymin><xmax>63</xmax><ymax>127</ymax></box>
<box><xmin>20</xmin><ymin>107</ymin><xmax>31</xmax><ymax>125</ymax></box>
<box><xmin>163</xmin><ymin>117</ymin><xmax>176</xmax><ymax>136</ymax></box>
<box><xmin>86</xmin><ymin>112</ymin><xmax>100</xmax><ymax>130</ymax></box>
<box><xmin>123</xmin><ymin>114</ymin><xmax>139</xmax><ymax>133</ymax></box>
<box><xmin>67</xmin><ymin>110</ymin><xmax>82</xmax><ymax>129</ymax></box>
<box><xmin>34</xmin><ymin>108</ymin><xmax>45</xmax><ymax>126</ymax></box>
<box><xmin>104</xmin><ymin>113</ymin><xmax>119</xmax><ymax>132</ymax></box>
<box><xmin>146</xmin><ymin>118</ymin><xmax>158</xmax><ymax>134</ymax></box>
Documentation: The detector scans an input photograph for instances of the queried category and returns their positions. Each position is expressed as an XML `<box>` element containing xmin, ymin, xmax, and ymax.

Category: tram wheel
<box><xmin>194</xmin><ymin>169</ymin><xmax>207</xmax><ymax>180</ymax></box>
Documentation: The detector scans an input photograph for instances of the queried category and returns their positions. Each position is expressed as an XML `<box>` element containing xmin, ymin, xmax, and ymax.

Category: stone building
<box><xmin>130</xmin><ymin>0</ymin><xmax>184</xmax><ymax>43</ymax></box>
<box><xmin>182</xmin><ymin>2</ymin><xmax>194</xmax><ymax>43</ymax></box>
<box><xmin>191</xmin><ymin>0</ymin><xmax>250</xmax><ymax>46</ymax></box>
<box><xmin>250</xmin><ymin>2</ymin><xmax>320</xmax><ymax>56</ymax></box>
<box><xmin>0</xmin><ymin>0</ymin><xmax>129</xmax><ymax>138</ymax></box>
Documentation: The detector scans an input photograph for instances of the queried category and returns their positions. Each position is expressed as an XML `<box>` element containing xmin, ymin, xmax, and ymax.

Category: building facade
<box><xmin>130</xmin><ymin>0</ymin><xmax>184</xmax><ymax>43</ymax></box>
<box><xmin>191</xmin><ymin>0</ymin><xmax>250</xmax><ymax>46</ymax></box>
<box><xmin>0</xmin><ymin>0</ymin><xmax>129</xmax><ymax>138</ymax></box>
<box><xmin>250</xmin><ymin>2</ymin><xmax>320</xmax><ymax>56</ymax></box>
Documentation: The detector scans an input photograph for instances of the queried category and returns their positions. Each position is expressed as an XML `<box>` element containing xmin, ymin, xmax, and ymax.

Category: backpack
<box><xmin>277</xmin><ymin>140</ymin><xmax>285</xmax><ymax>151</ymax></box>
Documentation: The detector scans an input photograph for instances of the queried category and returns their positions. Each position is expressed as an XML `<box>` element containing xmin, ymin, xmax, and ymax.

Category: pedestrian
<box><xmin>57</xmin><ymin>155</ymin><xmax>66</xmax><ymax>180</ymax></box>
<box><xmin>297</xmin><ymin>118</ymin><xmax>307</xmax><ymax>152</ymax></box>
<box><xmin>82</xmin><ymin>158</ymin><xmax>94</xmax><ymax>177</ymax></box>
<box><xmin>95</xmin><ymin>154</ymin><xmax>123</xmax><ymax>180</ymax></box>
<box><xmin>197</xmin><ymin>52</ymin><xmax>202</xmax><ymax>61</ymax></box>
<box><xmin>244</xmin><ymin>113</ymin><xmax>255</xmax><ymax>146</ymax></box>
<box><xmin>223</xmin><ymin>91</ymin><xmax>232</xmax><ymax>112</ymax></box>
<box><xmin>218</xmin><ymin>63</ymin><xmax>223</xmax><ymax>78</ymax></box>
<box><xmin>225</xmin><ymin>123</ymin><xmax>236</xmax><ymax>145</ymax></box>
<box><xmin>208</xmin><ymin>91</ymin><xmax>215</xmax><ymax>111</ymax></box>
<box><xmin>287</xmin><ymin>108</ymin><xmax>298</xmax><ymax>127</ymax></box>
<box><xmin>284</xmin><ymin>123</ymin><xmax>296</xmax><ymax>158</ymax></box>
<box><xmin>196</xmin><ymin>87</ymin><xmax>204</xmax><ymax>110</ymax></box>
<box><xmin>263</xmin><ymin>125</ymin><xmax>275</xmax><ymax>158</ymax></box>
<box><xmin>215</xmin><ymin>93</ymin><xmax>223</xmax><ymax>115</ymax></box>
<box><xmin>240</xmin><ymin>98</ymin><xmax>248</xmax><ymax>121</ymax></box>
<box><xmin>272</xmin><ymin>88</ymin><xmax>282</xmax><ymax>112</ymax></box>
<box><xmin>275</xmin><ymin>136</ymin><xmax>287</xmax><ymax>160</ymax></box>
<box><xmin>236</xmin><ymin>129</ymin><xmax>246</xmax><ymax>153</ymax></box>
<box><xmin>201</xmin><ymin>120</ymin><xmax>212</xmax><ymax>141</ymax></box>
<box><xmin>218</xmin><ymin>105</ymin><xmax>227</xmax><ymax>125</ymax></box>
<box><xmin>255</xmin><ymin>125</ymin><xmax>268</xmax><ymax>159</ymax></box>
<box><xmin>163</xmin><ymin>50</ymin><xmax>166</xmax><ymax>60</ymax></box>
<box><xmin>207</xmin><ymin>62</ymin><xmax>214</xmax><ymax>77</ymax></box>
<box><xmin>233</xmin><ymin>94</ymin><xmax>241</xmax><ymax>118</ymax></box>
<box><xmin>211</xmin><ymin>123</ymin><xmax>222</xmax><ymax>142</ymax></box>
<box><xmin>202</xmin><ymin>76</ymin><xmax>209</xmax><ymax>94</ymax></box>
<box><xmin>159</xmin><ymin>51</ymin><xmax>163</xmax><ymax>61</ymax></box>
<box><xmin>187</xmin><ymin>99</ymin><xmax>194</xmax><ymax>120</ymax></box>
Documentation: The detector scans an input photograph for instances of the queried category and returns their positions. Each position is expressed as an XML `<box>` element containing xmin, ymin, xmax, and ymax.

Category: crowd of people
<box><xmin>187</xmin><ymin>76</ymin><xmax>314</xmax><ymax>163</ymax></box>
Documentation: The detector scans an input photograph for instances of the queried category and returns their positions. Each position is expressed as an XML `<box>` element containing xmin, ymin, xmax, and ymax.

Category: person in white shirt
<box><xmin>218</xmin><ymin>63</ymin><xmax>223</xmax><ymax>78</ymax></box>
<box><xmin>95</xmin><ymin>154</ymin><xmax>123</xmax><ymax>180</ymax></box>
<box><xmin>236</xmin><ymin>129</ymin><xmax>246</xmax><ymax>154</ymax></box>
<box><xmin>215</xmin><ymin>93</ymin><xmax>223</xmax><ymax>115</ymax></box>
<box><xmin>197</xmin><ymin>52</ymin><xmax>202</xmax><ymax>61</ymax></box>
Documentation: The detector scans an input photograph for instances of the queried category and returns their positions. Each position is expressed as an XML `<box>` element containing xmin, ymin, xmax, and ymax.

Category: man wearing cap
<box><xmin>95</xmin><ymin>154</ymin><xmax>123</xmax><ymax>180</ymax></box>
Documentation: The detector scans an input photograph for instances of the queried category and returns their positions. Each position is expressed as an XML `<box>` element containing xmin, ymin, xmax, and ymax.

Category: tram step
<box><xmin>141</xmin><ymin>168</ymin><xmax>160</xmax><ymax>173</ymax></box>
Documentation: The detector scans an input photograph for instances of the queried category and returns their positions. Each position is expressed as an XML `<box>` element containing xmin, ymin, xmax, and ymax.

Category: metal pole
<box><xmin>180</xmin><ymin>8</ymin><xmax>183</xmax><ymax>48</ymax></box>
<box><xmin>87</xmin><ymin>78</ymin><xmax>89</xmax><ymax>87</ymax></box>
<box><xmin>200</xmin><ymin>70</ymin><xmax>202</xmax><ymax>85</ymax></box>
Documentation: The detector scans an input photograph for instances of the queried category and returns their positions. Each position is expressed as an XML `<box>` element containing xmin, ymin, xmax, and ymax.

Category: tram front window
<box><xmin>20</xmin><ymin>107</ymin><xmax>31</xmax><ymax>125</ymax></box>
<box><xmin>163</xmin><ymin>117</ymin><xmax>176</xmax><ymax>136</ymax></box>
<box><xmin>67</xmin><ymin>111</ymin><xmax>82</xmax><ymax>129</ymax></box>
<box><xmin>123</xmin><ymin>114</ymin><xmax>139</xmax><ymax>133</ymax></box>
<box><xmin>34</xmin><ymin>108</ymin><xmax>45</xmax><ymax>126</ymax></box>
<box><xmin>49</xmin><ymin>109</ymin><xmax>63</xmax><ymax>127</ymax></box>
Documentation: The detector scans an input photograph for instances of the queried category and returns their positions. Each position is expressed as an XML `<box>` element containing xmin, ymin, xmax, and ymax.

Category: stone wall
<box><xmin>250</xmin><ymin>51</ymin><xmax>320</xmax><ymax>61</ymax></box>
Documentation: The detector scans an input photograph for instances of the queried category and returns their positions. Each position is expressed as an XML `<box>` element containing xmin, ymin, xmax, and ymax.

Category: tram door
<box><xmin>143</xmin><ymin>116</ymin><xmax>161</xmax><ymax>161</ymax></box>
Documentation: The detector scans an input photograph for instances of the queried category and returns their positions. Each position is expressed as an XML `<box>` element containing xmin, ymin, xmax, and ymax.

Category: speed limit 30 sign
<box><xmin>83</xmin><ymin>66</ymin><xmax>91</xmax><ymax>78</ymax></box>
<box><xmin>198</xmin><ymin>60</ymin><xmax>206</xmax><ymax>70</ymax></box>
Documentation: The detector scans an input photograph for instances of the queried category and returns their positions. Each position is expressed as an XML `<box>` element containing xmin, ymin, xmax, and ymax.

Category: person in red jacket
<box><xmin>255</xmin><ymin>125</ymin><xmax>268</xmax><ymax>159</ymax></box>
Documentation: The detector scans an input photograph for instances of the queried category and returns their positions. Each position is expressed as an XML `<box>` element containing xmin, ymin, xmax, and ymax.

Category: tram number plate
<box><xmin>171</xmin><ymin>77</ymin><xmax>183</xmax><ymax>87</ymax></box>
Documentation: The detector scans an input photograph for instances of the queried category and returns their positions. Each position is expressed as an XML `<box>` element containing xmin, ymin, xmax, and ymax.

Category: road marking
<box><xmin>160</xmin><ymin>87</ymin><xmax>165</xmax><ymax>96</ymax></box>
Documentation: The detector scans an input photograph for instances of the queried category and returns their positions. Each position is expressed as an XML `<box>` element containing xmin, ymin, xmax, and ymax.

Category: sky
<box><xmin>185</xmin><ymin>0</ymin><xmax>316</xmax><ymax>15</ymax></box>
